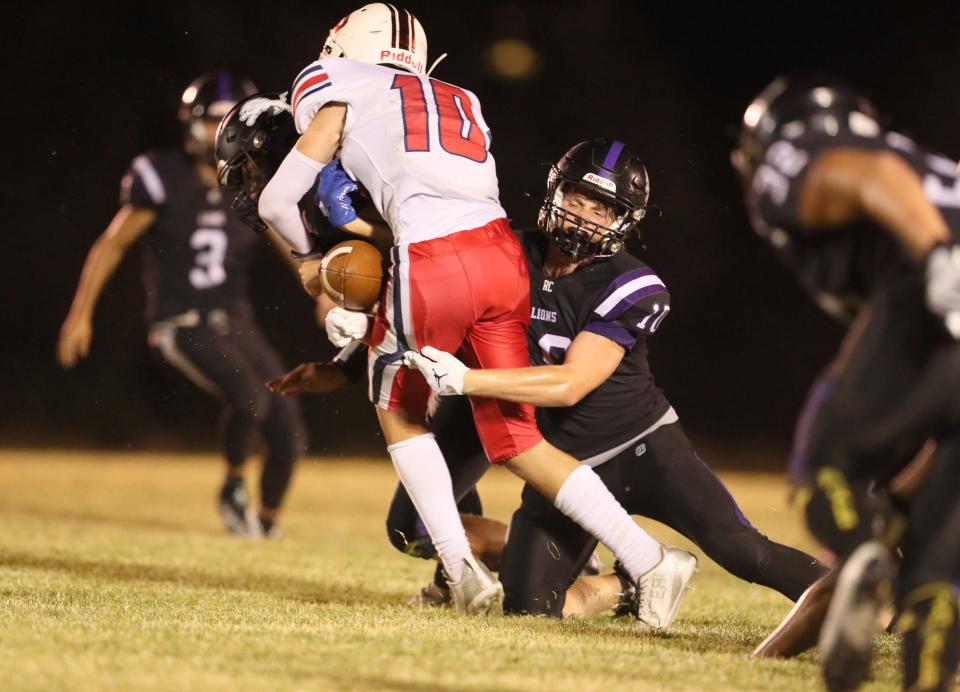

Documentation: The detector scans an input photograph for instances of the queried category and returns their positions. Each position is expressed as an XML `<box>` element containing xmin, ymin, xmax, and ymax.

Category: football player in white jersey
<box><xmin>258</xmin><ymin>3</ymin><xmax>696</xmax><ymax>625</ymax></box>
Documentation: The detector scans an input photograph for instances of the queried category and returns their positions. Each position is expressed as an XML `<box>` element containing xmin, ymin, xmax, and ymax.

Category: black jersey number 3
<box><xmin>189</xmin><ymin>228</ymin><xmax>228</xmax><ymax>289</ymax></box>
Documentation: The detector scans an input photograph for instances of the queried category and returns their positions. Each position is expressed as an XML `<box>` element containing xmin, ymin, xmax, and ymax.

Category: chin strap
<box><xmin>426</xmin><ymin>53</ymin><xmax>448</xmax><ymax>76</ymax></box>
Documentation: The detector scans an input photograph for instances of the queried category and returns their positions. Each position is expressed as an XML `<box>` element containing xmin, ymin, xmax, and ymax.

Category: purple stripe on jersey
<box><xmin>595</xmin><ymin>266</ymin><xmax>655</xmax><ymax>306</ymax></box>
<box><xmin>584</xmin><ymin>320</ymin><xmax>637</xmax><ymax>350</ymax></box>
<box><xmin>602</xmin><ymin>140</ymin><xmax>625</xmax><ymax>171</ymax></box>
<box><xmin>604</xmin><ymin>284</ymin><xmax>668</xmax><ymax>321</ymax></box>
<box><xmin>292</xmin><ymin>63</ymin><xmax>325</xmax><ymax>92</ymax></box>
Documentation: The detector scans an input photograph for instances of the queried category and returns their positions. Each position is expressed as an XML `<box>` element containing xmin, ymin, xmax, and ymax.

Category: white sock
<box><xmin>553</xmin><ymin>465</ymin><xmax>662</xmax><ymax>582</ymax></box>
<box><xmin>388</xmin><ymin>433</ymin><xmax>470</xmax><ymax>582</ymax></box>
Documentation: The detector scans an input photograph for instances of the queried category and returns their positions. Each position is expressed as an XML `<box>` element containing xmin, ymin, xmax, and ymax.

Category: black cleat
<box><xmin>819</xmin><ymin>541</ymin><xmax>896</xmax><ymax>691</ymax></box>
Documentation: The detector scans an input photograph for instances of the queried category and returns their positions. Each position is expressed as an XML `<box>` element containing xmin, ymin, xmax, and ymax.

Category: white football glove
<box><xmin>925</xmin><ymin>243</ymin><xmax>960</xmax><ymax>338</ymax></box>
<box><xmin>403</xmin><ymin>346</ymin><xmax>468</xmax><ymax>396</ymax></box>
<box><xmin>325</xmin><ymin>307</ymin><xmax>370</xmax><ymax>348</ymax></box>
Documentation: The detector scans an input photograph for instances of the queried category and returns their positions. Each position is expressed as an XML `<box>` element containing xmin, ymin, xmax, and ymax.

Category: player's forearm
<box><xmin>859</xmin><ymin>152</ymin><xmax>949</xmax><ymax>259</ymax></box>
<box><xmin>341</xmin><ymin>217</ymin><xmax>393</xmax><ymax>249</ymax></box>
<box><xmin>66</xmin><ymin>236</ymin><xmax>126</xmax><ymax>321</ymax></box>
<box><xmin>463</xmin><ymin>365</ymin><xmax>586</xmax><ymax>407</ymax></box>
<box><xmin>258</xmin><ymin>149</ymin><xmax>324</xmax><ymax>254</ymax></box>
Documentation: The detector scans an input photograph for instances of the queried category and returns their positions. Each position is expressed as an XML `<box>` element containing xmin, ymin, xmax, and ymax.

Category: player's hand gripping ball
<box><xmin>318</xmin><ymin>239</ymin><xmax>384</xmax><ymax>311</ymax></box>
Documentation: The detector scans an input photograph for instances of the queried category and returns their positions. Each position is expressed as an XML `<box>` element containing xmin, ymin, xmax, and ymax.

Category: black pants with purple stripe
<box><xmin>500</xmin><ymin>421</ymin><xmax>828</xmax><ymax>617</ymax></box>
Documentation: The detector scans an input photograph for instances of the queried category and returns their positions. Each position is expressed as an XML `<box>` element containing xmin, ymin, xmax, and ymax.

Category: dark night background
<box><xmin>4</xmin><ymin>1</ymin><xmax>959</xmax><ymax>462</ymax></box>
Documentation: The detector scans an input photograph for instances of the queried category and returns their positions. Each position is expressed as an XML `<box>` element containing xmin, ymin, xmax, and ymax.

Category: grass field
<box><xmin>0</xmin><ymin>450</ymin><xmax>901</xmax><ymax>691</ymax></box>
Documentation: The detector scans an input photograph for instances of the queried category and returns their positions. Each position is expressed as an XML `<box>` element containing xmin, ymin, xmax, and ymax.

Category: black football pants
<box><xmin>797</xmin><ymin>276</ymin><xmax>960</xmax><ymax>690</ymax></box>
<box><xmin>498</xmin><ymin>421</ymin><xmax>827</xmax><ymax>617</ymax></box>
<box><xmin>149</xmin><ymin>308</ymin><xmax>306</xmax><ymax>510</ymax></box>
<box><xmin>386</xmin><ymin>398</ymin><xmax>825</xmax><ymax>615</ymax></box>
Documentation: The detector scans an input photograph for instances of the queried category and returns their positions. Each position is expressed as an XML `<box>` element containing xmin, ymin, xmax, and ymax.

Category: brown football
<box><xmin>319</xmin><ymin>240</ymin><xmax>384</xmax><ymax>311</ymax></box>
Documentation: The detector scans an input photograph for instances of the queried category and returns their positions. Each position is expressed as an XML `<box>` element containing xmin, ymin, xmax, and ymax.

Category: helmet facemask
<box><xmin>539</xmin><ymin>169</ymin><xmax>645</xmax><ymax>261</ymax></box>
<box><xmin>215</xmin><ymin>92</ymin><xmax>298</xmax><ymax>234</ymax></box>
<box><xmin>218</xmin><ymin>151</ymin><xmax>270</xmax><ymax>233</ymax></box>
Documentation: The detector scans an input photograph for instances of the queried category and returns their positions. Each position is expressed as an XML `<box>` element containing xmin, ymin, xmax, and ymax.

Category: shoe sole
<box><xmin>750</xmin><ymin>572</ymin><xmax>836</xmax><ymax>659</ymax></box>
<box><xmin>819</xmin><ymin>543</ymin><xmax>894</xmax><ymax>692</ymax></box>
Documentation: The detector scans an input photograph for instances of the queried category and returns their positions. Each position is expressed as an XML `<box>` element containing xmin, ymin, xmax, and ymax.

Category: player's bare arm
<box><xmin>267</xmin><ymin>361</ymin><xmax>349</xmax><ymax>396</ymax></box>
<box><xmin>347</xmin><ymin>203</ymin><xmax>393</xmax><ymax>246</ymax></box>
<box><xmin>798</xmin><ymin>148</ymin><xmax>950</xmax><ymax>258</ymax></box>
<box><xmin>57</xmin><ymin>204</ymin><xmax>155</xmax><ymax>368</ymax></box>
<box><xmin>461</xmin><ymin>331</ymin><xmax>624</xmax><ymax>407</ymax></box>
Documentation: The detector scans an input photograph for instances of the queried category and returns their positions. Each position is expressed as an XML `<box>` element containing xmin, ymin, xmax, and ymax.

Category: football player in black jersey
<box><xmin>733</xmin><ymin>77</ymin><xmax>960</xmax><ymax>691</ymax></box>
<box><xmin>402</xmin><ymin>139</ymin><xmax>827</xmax><ymax>619</ymax></box>
<box><xmin>58</xmin><ymin>72</ymin><xmax>307</xmax><ymax>539</ymax></box>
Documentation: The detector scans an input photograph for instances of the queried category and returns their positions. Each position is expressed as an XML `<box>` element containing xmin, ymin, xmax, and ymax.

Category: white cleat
<box><xmin>634</xmin><ymin>546</ymin><xmax>698</xmax><ymax>629</ymax></box>
<box><xmin>446</xmin><ymin>554</ymin><xmax>504</xmax><ymax>616</ymax></box>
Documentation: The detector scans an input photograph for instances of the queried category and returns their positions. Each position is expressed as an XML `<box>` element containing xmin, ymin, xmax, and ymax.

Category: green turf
<box><xmin>0</xmin><ymin>451</ymin><xmax>901</xmax><ymax>691</ymax></box>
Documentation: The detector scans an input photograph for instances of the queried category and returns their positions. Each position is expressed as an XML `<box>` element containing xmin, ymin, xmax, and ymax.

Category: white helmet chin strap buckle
<box><xmin>426</xmin><ymin>53</ymin><xmax>448</xmax><ymax>76</ymax></box>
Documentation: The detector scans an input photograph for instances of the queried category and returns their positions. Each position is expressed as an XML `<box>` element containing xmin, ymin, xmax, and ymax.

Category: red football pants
<box><xmin>368</xmin><ymin>217</ymin><xmax>543</xmax><ymax>463</ymax></box>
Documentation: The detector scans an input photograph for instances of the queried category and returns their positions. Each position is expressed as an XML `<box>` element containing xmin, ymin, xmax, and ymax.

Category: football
<box><xmin>319</xmin><ymin>240</ymin><xmax>384</xmax><ymax>311</ymax></box>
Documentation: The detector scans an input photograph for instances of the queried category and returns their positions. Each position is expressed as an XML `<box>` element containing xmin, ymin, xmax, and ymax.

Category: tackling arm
<box><xmin>798</xmin><ymin>149</ymin><xmax>950</xmax><ymax>260</ymax></box>
<box><xmin>57</xmin><ymin>205</ymin><xmax>155</xmax><ymax>367</ymax></box>
<box><xmin>462</xmin><ymin>331</ymin><xmax>624</xmax><ymax>407</ymax></box>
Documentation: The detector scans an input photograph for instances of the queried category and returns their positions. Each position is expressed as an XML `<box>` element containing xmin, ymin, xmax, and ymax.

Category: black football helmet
<box><xmin>731</xmin><ymin>76</ymin><xmax>880</xmax><ymax>184</ymax></box>
<box><xmin>538</xmin><ymin>139</ymin><xmax>650</xmax><ymax>260</ymax></box>
<box><xmin>214</xmin><ymin>92</ymin><xmax>299</xmax><ymax>233</ymax></box>
<box><xmin>179</xmin><ymin>71</ymin><xmax>258</xmax><ymax>162</ymax></box>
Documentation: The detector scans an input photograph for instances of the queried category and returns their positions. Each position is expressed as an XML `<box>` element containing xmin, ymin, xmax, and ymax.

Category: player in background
<box><xmin>257</xmin><ymin>3</ymin><xmax>697</xmax><ymax>623</ymax></box>
<box><xmin>401</xmin><ymin>139</ymin><xmax>826</xmax><ymax>618</ymax></box>
<box><xmin>58</xmin><ymin>73</ymin><xmax>307</xmax><ymax>539</ymax></box>
<box><xmin>733</xmin><ymin>76</ymin><xmax>960</xmax><ymax>691</ymax></box>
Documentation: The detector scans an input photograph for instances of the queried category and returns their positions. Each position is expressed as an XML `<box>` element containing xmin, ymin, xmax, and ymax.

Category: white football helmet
<box><xmin>321</xmin><ymin>3</ymin><xmax>429</xmax><ymax>75</ymax></box>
